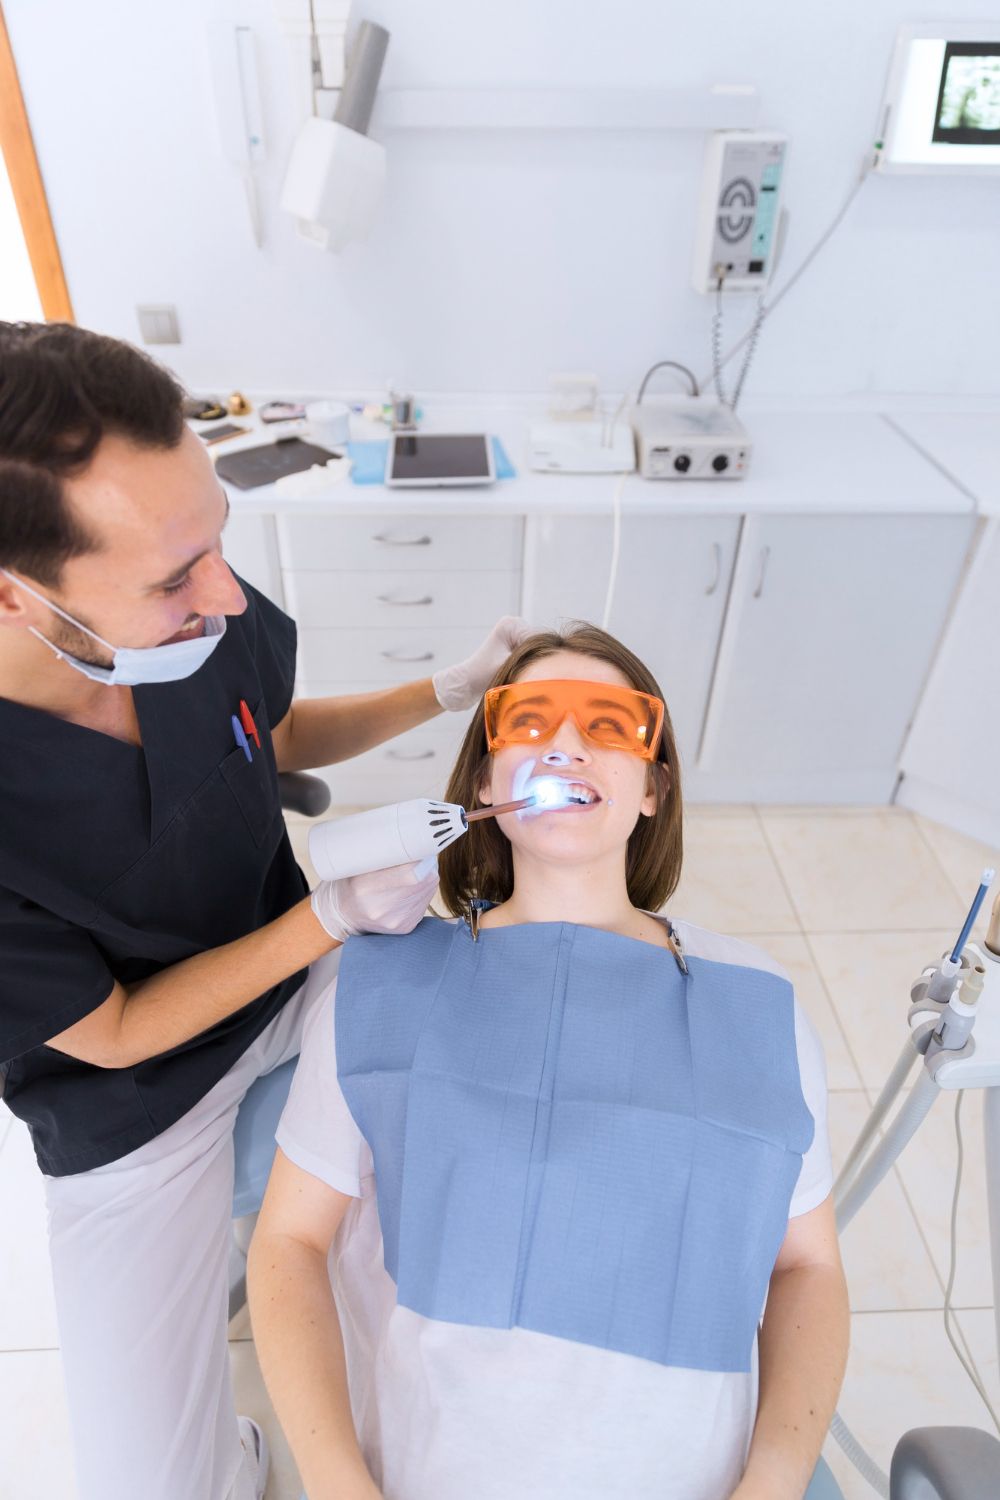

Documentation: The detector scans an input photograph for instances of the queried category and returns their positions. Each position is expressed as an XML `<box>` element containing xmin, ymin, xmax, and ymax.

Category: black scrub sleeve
<box><xmin>238</xmin><ymin>577</ymin><xmax>298</xmax><ymax>731</ymax></box>
<box><xmin>0</xmin><ymin>886</ymin><xmax>115</xmax><ymax>1062</ymax></box>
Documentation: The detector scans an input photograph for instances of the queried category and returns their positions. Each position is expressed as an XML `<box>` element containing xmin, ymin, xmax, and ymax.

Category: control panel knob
<box><xmin>712</xmin><ymin>454</ymin><xmax>730</xmax><ymax>473</ymax></box>
<box><xmin>674</xmin><ymin>454</ymin><xmax>691</xmax><ymax>473</ymax></box>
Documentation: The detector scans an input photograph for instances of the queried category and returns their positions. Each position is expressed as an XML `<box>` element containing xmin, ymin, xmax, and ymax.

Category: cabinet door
<box><xmin>523</xmin><ymin>513</ymin><xmax>740</xmax><ymax>769</ymax></box>
<box><xmin>700</xmin><ymin>512</ymin><xmax>974</xmax><ymax>798</ymax></box>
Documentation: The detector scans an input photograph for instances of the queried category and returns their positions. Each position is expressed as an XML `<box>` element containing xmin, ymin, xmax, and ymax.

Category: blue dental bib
<box><xmin>335</xmin><ymin>917</ymin><xmax>814</xmax><ymax>1373</ymax></box>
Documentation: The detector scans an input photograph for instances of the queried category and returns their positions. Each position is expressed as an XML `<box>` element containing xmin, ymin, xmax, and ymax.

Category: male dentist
<box><xmin>0</xmin><ymin>321</ymin><xmax>525</xmax><ymax>1500</ymax></box>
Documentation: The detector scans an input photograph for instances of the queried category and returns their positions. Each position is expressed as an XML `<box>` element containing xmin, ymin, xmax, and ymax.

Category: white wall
<box><xmin>6</xmin><ymin>0</ymin><xmax>1000</xmax><ymax>399</ymax></box>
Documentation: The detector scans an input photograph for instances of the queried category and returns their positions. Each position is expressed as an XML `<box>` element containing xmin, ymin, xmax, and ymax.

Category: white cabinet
<box><xmin>696</xmin><ymin>512</ymin><xmax>975</xmax><ymax>802</ymax></box>
<box><xmin>222</xmin><ymin>512</ymin><xmax>284</xmax><ymax>606</ymax></box>
<box><xmin>279</xmin><ymin>512</ymin><xmax>524</xmax><ymax>802</ymax></box>
<box><xmin>523</xmin><ymin>513</ymin><xmax>741</xmax><ymax>771</ymax></box>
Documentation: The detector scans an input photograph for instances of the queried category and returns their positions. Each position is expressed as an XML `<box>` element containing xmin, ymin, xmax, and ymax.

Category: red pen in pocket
<box><xmin>239</xmin><ymin>698</ymin><xmax>261</xmax><ymax>749</ymax></box>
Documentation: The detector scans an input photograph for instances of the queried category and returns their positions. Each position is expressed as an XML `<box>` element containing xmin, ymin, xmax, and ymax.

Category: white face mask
<box><xmin>2</xmin><ymin>568</ymin><xmax>228</xmax><ymax>687</ymax></box>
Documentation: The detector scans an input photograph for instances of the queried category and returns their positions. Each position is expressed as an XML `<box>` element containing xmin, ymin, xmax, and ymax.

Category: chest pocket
<box><xmin>94</xmin><ymin>696</ymin><xmax>284</xmax><ymax>956</ymax></box>
<box><xmin>219</xmin><ymin>697</ymin><xmax>281</xmax><ymax>849</ymax></box>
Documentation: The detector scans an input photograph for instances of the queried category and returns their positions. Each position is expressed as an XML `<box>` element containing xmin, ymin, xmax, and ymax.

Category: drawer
<box><xmin>316</xmin><ymin>732</ymin><xmax>464</xmax><ymax>805</ymax></box>
<box><xmin>286</xmin><ymin>570</ymin><xmax>520</xmax><ymax>630</ymax></box>
<box><xmin>278</xmin><ymin>513</ymin><xmax>524</xmax><ymax>572</ymax></box>
<box><xmin>298</xmin><ymin>627</ymin><xmax>492</xmax><ymax>684</ymax></box>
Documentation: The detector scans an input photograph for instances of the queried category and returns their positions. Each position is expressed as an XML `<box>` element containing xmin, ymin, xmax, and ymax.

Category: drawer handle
<box><xmin>381</xmin><ymin>648</ymin><xmax>435</xmax><ymax>662</ymax></box>
<box><xmin>752</xmin><ymin>546</ymin><xmax>770</xmax><ymax>600</ymax></box>
<box><xmin>373</xmin><ymin>532</ymin><xmax>433</xmax><ymax>547</ymax></box>
<box><xmin>705</xmin><ymin>542</ymin><xmax>722</xmax><ymax>597</ymax></box>
<box><xmin>377</xmin><ymin>593</ymin><xmax>434</xmax><ymax>607</ymax></box>
<box><xmin>386</xmin><ymin>748</ymin><xmax>436</xmax><ymax>762</ymax></box>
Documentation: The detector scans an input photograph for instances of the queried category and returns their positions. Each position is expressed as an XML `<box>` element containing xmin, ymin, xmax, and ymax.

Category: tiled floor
<box><xmin>2</xmin><ymin>806</ymin><xmax>1000</xmax><ymax>1499</ymax></box>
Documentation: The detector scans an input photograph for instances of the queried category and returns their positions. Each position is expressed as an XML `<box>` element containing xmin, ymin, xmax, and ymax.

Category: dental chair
<box><xmin>228</xmin><ymin>780</ymin><xmax>1000</xmax><ymax>1499</ymax></box>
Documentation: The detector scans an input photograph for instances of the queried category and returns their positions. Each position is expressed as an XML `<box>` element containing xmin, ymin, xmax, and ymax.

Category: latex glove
<box><xmin>432</xmin><ymin>615</ymin><xmax>534</xmax><ymax>711</ymax></box>
<box><xmin>311</xmin><ymin>859</ymin><xmax>438</xmax><ymax>943</ymax></box>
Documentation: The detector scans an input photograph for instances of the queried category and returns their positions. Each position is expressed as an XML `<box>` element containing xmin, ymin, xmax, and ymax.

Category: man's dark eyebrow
<box><xmin>146</xmin><ymin>494</ymin><xmax>231</xmax><ymax>592</ymax></box>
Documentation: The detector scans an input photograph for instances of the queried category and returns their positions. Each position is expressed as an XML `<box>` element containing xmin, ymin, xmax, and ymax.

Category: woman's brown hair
<box><xmin>437</xmin><ymin>623</ymin><xmax>683</xmax><ymax>918</ymax></box>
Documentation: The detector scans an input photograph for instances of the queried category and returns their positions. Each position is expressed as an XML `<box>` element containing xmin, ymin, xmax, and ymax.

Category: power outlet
<box><xmin>136</xmin><ymin>304</ymin><xmax>180</xmax><ymax>344</ymax></box>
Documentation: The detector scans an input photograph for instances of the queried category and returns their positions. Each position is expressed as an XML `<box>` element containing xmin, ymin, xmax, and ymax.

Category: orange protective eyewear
<box><xmin>484</xmin><ymin>679</ymin><xmax>665</xmax><ymax>761</ymax></box>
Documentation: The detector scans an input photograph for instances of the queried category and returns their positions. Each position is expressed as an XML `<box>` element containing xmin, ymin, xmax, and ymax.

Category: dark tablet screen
<box><xmin>390</xmin><ymin>434</ymin><xmax>491</xmax><ymax>481</ymax></box>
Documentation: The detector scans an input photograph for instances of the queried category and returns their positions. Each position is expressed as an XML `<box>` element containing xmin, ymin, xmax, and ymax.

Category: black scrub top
<box><xmin>0</xmin><ymin>578</ymin><xmax>309</xmax><ymax>1177</ymax></box>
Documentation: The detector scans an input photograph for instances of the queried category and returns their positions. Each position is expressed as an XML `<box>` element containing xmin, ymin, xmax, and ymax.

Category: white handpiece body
<box><xmin>308</xmin><ymin>799</ymin><xmax>468</xmax><ymax>880</ymax></box>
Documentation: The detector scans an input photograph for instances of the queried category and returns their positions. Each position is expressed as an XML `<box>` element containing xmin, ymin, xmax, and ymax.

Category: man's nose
<box><xmin>192</xmin><ymin>552</ymin><xmax>248</xmax><ymax>617</ymax></box>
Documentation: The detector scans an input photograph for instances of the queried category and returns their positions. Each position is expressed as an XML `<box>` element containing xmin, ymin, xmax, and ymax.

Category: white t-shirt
<box><xmin>276</xmin><ymin>917</ymin><xmax>832</xmax><ymax>1500</ymax></box>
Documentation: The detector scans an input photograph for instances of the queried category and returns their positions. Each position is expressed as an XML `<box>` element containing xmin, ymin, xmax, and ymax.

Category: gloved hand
<box><xmin>311</xmin><ymin>859</ymin><xmax>439</xmax><ymax>944</ymax></box>
<box><xmin>432</xmin><ymin>615</ymin><xmax>534</xmax><ymax>711</ymax></box>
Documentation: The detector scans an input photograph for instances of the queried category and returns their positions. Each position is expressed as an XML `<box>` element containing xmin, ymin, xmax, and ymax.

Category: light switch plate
<box><xmin>136</xmin><ymin>304</ymin><xmax>180</xmax><ymax>344</ymax></box>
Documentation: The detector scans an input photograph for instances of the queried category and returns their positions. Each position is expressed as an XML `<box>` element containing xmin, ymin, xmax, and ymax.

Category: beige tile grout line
<box><xmin>752</xmin><ymin>804</ymin><xmax>991</xmax><ymax>1397</ymax></box>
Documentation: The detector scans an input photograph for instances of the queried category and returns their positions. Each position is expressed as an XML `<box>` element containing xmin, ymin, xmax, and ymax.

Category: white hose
<box><xmin>834</xmin><ymin>1036</ymin><xmax>919</xmax><ymax>1201</ymax></box>
<box><xmin>836</xmin><ymin>1070</ymin><xmax>941</xmax><ymax>1233</ymax></box>
<box><xmin>829</xmin><ymin>1410</ymin><xmax>890</xmax><ymax>1497</ymax></box>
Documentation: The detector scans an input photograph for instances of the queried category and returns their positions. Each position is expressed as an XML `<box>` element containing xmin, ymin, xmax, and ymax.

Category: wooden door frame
<box><xmin>0</xmin><ymin>3</ymin><xmax>73</xmax><ymax>321</ymax></box>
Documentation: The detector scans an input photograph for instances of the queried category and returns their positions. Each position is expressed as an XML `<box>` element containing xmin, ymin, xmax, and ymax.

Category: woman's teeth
<box><xmin>562</xmin><ymin>783</ymin><xmax>599</xmax><ymax>805</ymax></box>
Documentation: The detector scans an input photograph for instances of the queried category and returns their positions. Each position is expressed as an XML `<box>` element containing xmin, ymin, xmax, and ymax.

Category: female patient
<box><xmin>248</xmin><ymin>625</ymin><xmax>849</xmax><ymax>1500</ymax></box>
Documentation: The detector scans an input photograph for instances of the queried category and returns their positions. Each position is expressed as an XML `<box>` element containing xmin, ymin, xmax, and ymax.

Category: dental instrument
<box><xmin>308</xmin><ymin>780</ymin><xmax>578</xmax><ymax>881</ymax></box>
<box><xmin>826</xmin><ymin>868</ymin><xmax>1000</xmax><ymax>1498</ymax></box>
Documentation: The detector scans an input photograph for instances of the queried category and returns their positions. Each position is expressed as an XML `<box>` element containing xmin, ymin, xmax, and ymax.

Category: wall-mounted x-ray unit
<box><xmin>877</xmin><ymin>21</ymin><xmax>1000</xmax><ymax>172</ymax></box>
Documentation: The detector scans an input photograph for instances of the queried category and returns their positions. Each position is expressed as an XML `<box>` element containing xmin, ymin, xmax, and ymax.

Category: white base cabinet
<box><xmin>695</xmin><ymin>512</ymin><xmax>975</xmax><ymax>802</ymax></box>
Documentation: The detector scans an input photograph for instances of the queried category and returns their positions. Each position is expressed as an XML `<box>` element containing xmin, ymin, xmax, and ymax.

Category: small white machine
<box><xmin>692</xmin><ymin>130</ymin><xmax>788</xmax><ymax>293</ymax></box>
<box><xmin>527</xmin><ymin>419</ymin><xmax>636</xmax><ymax>474</ymax></box>
<box><xmin>631</xmin><ymin>395</ymin><xmax>751</xmax><ymax>480</ymax></box>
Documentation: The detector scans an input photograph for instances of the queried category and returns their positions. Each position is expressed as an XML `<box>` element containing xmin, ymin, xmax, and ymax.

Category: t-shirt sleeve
<box><xmin>788</xmin><ymin>996</ymin><xmax>834</xmax><ymax>1217</ymax></box>
<box><xmin>0</xmin><ymin>887</ymin><xmax>115</xmax><ymax>1062</ymax></box>
<box><xmin>276</xmin><ymin>977</ymin><xmax>366</xmax><ymax>1197</ymax></box>
<box><xmin>236</xmin><ymin>576</ymin><xmax>298</xmax><ymax>729</ymax></box>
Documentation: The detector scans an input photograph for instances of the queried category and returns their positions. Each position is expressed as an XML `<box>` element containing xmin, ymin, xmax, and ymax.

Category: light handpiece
<box><xmin>308</xmin><ymin>795</ymin><xmax>535</xmax><ymax>881</ymax></box>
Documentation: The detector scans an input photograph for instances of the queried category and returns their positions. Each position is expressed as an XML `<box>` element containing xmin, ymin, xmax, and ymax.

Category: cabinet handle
<box><xmin>386</xmin><ymin>748</ymin><xmax>436</xmax><ymax>762</ymax></box>
<box><xmin>381</xmin><ymin>648</ymin><xmax>435</xmax><ymax>662</ymax></box>
<box><xmin>373</xmin><ymin>532</ymin><xmax>432</xmax><ymax>546</ymax></box>
<box><xmin>752</xmin><ymin>546</ymin><xmax>770</xmax><ymax>600</ymax></box>
<box><xmin>377</xmin><ymin>593</ymin><xmax>434</xmax><ymax>607</ymax></box>
<box><xmin>705</xmin><ymin>542</ymin><xmax>722</xmax><ymax>596</ymax></box>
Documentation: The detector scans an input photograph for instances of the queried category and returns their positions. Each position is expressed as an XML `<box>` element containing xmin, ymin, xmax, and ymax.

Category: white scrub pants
<box><xmin>43</xmin><ymin>948</ymin><xmax>340</xmax><ymax>1500</ymax></box>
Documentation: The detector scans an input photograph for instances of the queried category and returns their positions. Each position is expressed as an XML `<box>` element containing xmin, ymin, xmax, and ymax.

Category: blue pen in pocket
<box><xmin>231</xmin><ymin>714</ymin><xmax>253</xmax><ymax>763</ymax></box>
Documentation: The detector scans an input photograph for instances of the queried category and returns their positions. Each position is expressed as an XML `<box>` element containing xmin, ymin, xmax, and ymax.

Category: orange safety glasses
<box><xmin>484</xmin><ymin>679</ymin><xmax>665</xmax><ymax>761</ymax></box>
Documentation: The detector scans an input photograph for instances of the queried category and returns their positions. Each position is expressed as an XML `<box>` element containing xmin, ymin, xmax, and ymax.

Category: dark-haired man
<box><xmin>0</xmin><ymin>321</ymin><xmax>526</xmax><ymax>1500</ymax></box>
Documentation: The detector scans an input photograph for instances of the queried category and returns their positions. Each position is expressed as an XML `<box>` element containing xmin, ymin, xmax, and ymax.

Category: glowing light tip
<box><xmin>530</xmin><ymin>777</ymin><xmax>574</xmax><ymax>809</ymax></box>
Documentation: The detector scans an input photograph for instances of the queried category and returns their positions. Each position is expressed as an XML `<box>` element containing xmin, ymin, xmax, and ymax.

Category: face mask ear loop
<box><xmin>2</xmin><ymin>569</ymin><xmax>118</xmax><ymax>653</ymax></box>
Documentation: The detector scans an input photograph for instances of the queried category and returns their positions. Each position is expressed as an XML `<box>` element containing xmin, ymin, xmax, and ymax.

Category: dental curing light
<box><xmin>308</xmin><ymin>779</ymin><xmax>579</xmax><ymax>881</ymax></box>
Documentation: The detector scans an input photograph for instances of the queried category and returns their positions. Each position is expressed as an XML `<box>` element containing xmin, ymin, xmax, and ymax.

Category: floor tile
<box><xmin>828</xmin><ymin>1093</ymin><xmax>944</xmax><ymax>1312</ymax></box>
<box><xmin>230</xmin><ymin>1339</ymin><xmax>303</xmax><ymax>1499</ymax></box>
<box><xmin>808</xmin><ymin>930</ymin><xmax>957</xmax><ymax>1092</ymax></box>
<box><xmin>955</xmin><ymin>1307</ymin><xmax>1000</xmax><ymax>1418</ymax></box>
<box><xmin>0</xmin><ymin>1118</ymin><xmax>60</xmax><ymax>1352</ymax></box>
<box><xmin>893</xmin><ymin>1086</ymin><xmax>995</xmax><ymax>1311</ymax></box>
<box><xmin>752</xmin><ymin>933</ymin><xmax>862</xmax><ymax>1090</ymax></box>
<box><xmin>915</xmin><ymin>815</ymin><xmax>1000</xmax><ymax>944</ymax></box>
<box><xmin>670</xmin><ymin>812</ymin><xmax>800</xmax><ymax>934</ymax></box>
<box><xmin>822</xmin><ymin>1309</ymin><xmax>999</xmax><ymax>1500</ymax></box>
<box><xmin>759</xmin><ymin>808</ymin><xmax>964</xmax><ymax>933</ymax></box>
<box><xmin>0</xmin><ymin>1349</ymin><xmax>77</xmax><ymax>1499</ymax></box>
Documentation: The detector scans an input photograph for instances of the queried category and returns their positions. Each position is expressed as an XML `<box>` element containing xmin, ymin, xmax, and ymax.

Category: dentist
<box><xmin>0</xmin><ymin>320</ymin><xmax>526</xmax><ymax>1500</ymax></box>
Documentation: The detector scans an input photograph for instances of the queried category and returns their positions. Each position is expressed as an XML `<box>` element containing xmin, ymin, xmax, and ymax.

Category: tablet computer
<box><xmin>385</xmin><ymin>432</ymin><xmax>495</xmax><ymax>487</ymax></box>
